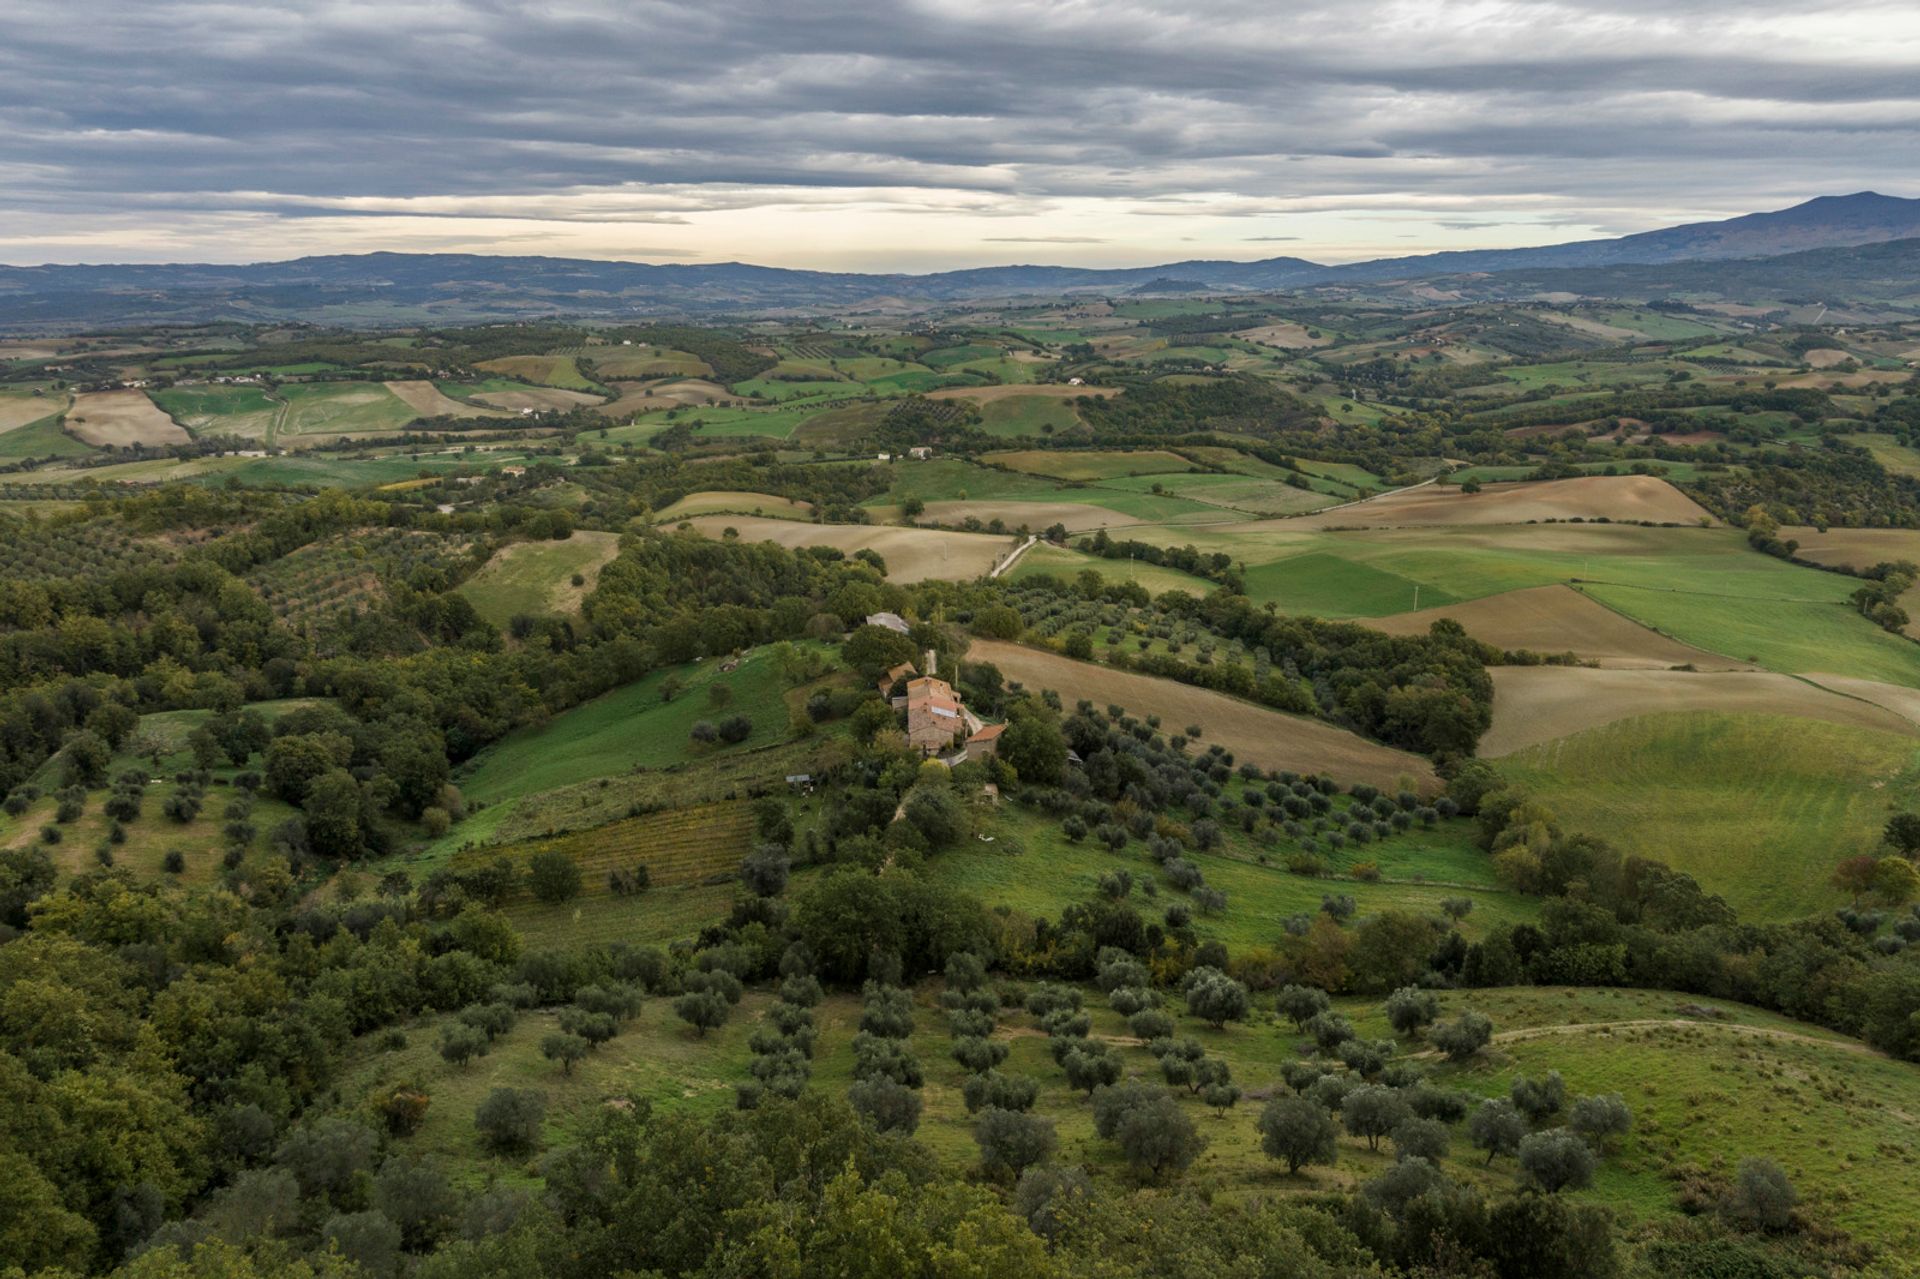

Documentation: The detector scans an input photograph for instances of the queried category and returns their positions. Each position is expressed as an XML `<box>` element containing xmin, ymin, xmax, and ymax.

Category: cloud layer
<box><xmin>1</xmin><ymin>0</ymin><xmax>1915</xmax><ymax>267</ymax></box>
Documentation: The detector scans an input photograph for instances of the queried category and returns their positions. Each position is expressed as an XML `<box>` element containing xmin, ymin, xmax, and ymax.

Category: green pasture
<box><xmin>1497</xmin><ymin>711</ymin><xmax>1920</xmax><ymax>921</ymax></box>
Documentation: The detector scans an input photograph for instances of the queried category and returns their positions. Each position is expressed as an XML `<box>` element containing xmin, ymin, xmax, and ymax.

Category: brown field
<box><xmin>593</xmin><ymin>379</ymin><xmax>743</xmax><ymax>417</ymax></box>
<box><xmin>1232</xmin><ymin>321</ymin><xmax>1332</xmax><ymax>349</ymax></box>
<box><xmin>966</xmin><ymin>639</ymin><xmax>1437</xmax><ymax>792</ymax></box>
<box><xmin>913</xmin><ymin>500</ymin><xmax>1142</xmax><ymax>532</ymax></box>
<box><xmin>472</xmin><ymin>387</ymin><xmax>606</xmax><ymax>412</ymax></box>
<box><xmin>1800</xmin><ymin>674</ymin><xmax>1920</xmax><ymax>729</ymax></box>
<box><xmin>1282</xmin><ymin>476</ymin><xmax>1715</xmax><ymax>529</ymax></box>
<box><xmin>1480</xmin><ymin>666</ymin><xmax>1917</xmax><ymax>757</ymax></box>
<box><xmin>1802</xmin><ymin>348</ymin><xmax>1854</xmax><ymax>368</ymax></box>
<box><xmin>1370</xmin><ymin>584</ymin><xmax>1750</xmax><ymax>669</ymax></box>
<box><xmin>62</xmin><ymin>390</ymin><xmax>190</xmax><ymax>447</ymax></box>
<box><xmin>0</xmin><ymin>392</ymin><xmax>65</xmax><ymax>431</ymax></box>
<box><xmin>679</xmin><ymin>515</ymin><xmax>1013</xmax><ymax>582</ymax></box>
<box><xmin>384</xmin><ymin>380</ymin><xmax>506</xmax><ymax>420</ymax></box>
<box><xmin>473</xmin><ymin>355</ymin><xmax>590</xmax><ymax>387</ymax></box>
<box><xmin>651</xmin><ymin>491</ymin><xmax>814</xmax><ymax>522</ymax></box>
<box><xmin>1786</xmin><ymin>527</ymin><xmax>1920</xmax><ymax>639</ymax></box>
<box><xmin>926</xmin><ymin>383</ymin><xmax>1117</xmax><ymax>404</ymax></box>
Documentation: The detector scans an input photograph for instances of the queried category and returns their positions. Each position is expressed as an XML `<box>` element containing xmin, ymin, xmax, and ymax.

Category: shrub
<box><xmin>473</xmin><ymin>1088</ymin><xmax>546</xmax><ymax>1155</ymax></box>
<box><xmin>526</xmin><ymin>850</ymin><xmax>582</xmax><ymax>904</ymax></box>
<box><xmin>1724</xmin><ymin>1157</ymin><xmax>1799</xmax><ymax>1233</ymax></box>
<box><xmin>1429</xmin><ymin>1011</ymin><xmax>1493</xmax><ymax>1062</ymax></box>
<box><xmin>950</xmin><ymin>1036</ymin><xmax>1008</xmax><ymax>1074</ymax></box>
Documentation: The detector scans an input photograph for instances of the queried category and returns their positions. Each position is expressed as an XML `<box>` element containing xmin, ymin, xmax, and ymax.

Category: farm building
<box><xmin>877</xmin><ymin>660</ymin><xmax>918</xmax><ymax>695</ymax></box>
<box><xmin>964</xmin><ymin>722</ymin><xmax>1005</xmax><ymax>763</ymax></box>
<box><xmin>865</xmin><ymin>611</ymin><xmax>911</xmax><ymax>634</ymax></box>
<box><xmin>893</xmin><ymin>648</ymin><xmax>987</xmax><ymax>756</ymax></box>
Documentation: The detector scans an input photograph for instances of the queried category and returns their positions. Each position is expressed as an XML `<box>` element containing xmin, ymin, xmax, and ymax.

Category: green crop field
<box><xmin>1105</xmin><ymin>521</ymin><xmax>1920</xmax><ymax>685</ymax></box>
<box><xmin>149</xmin><ymin>383</ymin><xmax>282</xmax><ymax>439</ymax></box>
<box><xmin>454</xmin><ymin>645</ymin><xmax>825</xmax><ymax>808</ymax></box>
<box><xmin>1497</xmin><ymin>711</ymin><xmax>1920</xmax><ymax>920</ymax></box>
<box><xmin>274</xmin><ymin>382</ymin><xmax>419</xmax><ymax>438</ymax></box>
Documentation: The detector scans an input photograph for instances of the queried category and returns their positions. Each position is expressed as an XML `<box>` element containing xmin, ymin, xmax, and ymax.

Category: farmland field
<box><xmin>1499</xmin><ymin>711</ymin><xmax>1920</xmax><ymax>918</ymax></box>
<box><xmin>1370</xmin><ymin>583</ymin><xmax>1749</xmax><ymax>668</ymax></box>
<box><xmin>966</xmin><ymin>638</ymin><xmax>1437</xmax><ymax>792</ymax></box>
<box><xmin>454</xmin><ymin>644</ymin><xmax>820</xmax><ymax>807</ymax></box>
<box><xmin>681</xmin><ymin>514</ymin><xmax>1015</xmax><ymax>581</ymax></box>
<box><xmin>1282</xmin><ymin>475</ymin><xmax>1716</xmax><ymax>528</ymax></box>
<box><xmin>384</xmin><ymin>378</ymin><xmax>507</xmax><ymax>419</ymax></box>
<box><xmin>274</xmin><ymin>381</ymin><xmax>420</xmax><ymax>439</ymax></box>
<box><xmin>984</xmin><ymin>448</ymin><xmax>1195</xmax><ymax>481</ymax></box>
<box><xmin>1479</xmin><ymin>665</ymin><xmax>1917</xmax><ymax>757</ymax></box>
<box><xmin>62</xmin><ymin>389</ymin><xmax>190</xmax><ymax>446</ymax></box>
<box><xmin>149</xmin><ymin>383</ymin><xmax>282</xmax><ymax>438</ymax></box>
<box><xmin>652</xmin><ymin>490</ymin><xmax>813</xmax><ymax>522</ymax></box>
<box><xmin>457</xmin><ymin>530</ymin><xmax>622</xmax><ymax>627</ymax></box>
<box><xmin>474</xmin><ymin>354</ymin><xmax>599</xmax><ymax>390</ymax></box>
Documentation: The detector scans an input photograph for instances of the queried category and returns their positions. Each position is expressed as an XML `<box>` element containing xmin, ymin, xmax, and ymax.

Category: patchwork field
<box><xmin>1005</xmin><ymin>541</ymin><xmax>1214</xmax><ymax>593</ymax></box>
<box><xmin>966</xmin><ymin>638</ymin><xmax>1437</xmax><ymax>792</ymax></box>
<box><xmin>681</xmin><ymin>515</ymin><xmax>1014</xmax><ymax>581</ymax></box>
<box><xmin>1480</xmin><ymin>666</ymin><xmax>1916</xmax><ymax>757</ymax></box>
<box><xmin>384</xmin><ymin>379</ymin><xmax>506</xmax><ymax>419</ymax></box>
<box><xmin>1370</xmin><ymin>584</ymin><xmax>1749</xmax><ymax>668</ymax></box>
<box><xmin>585</xmin><ymin>347</ymin><xmax>713</xmax><ymax>379</ymax></box>
<box><xmin>1284</xmin><ymin>475</ymin><xmax>1715</xmax><ymax>528</ymax></box>
<box><xmin>62</xmin><ymin>389</ymin><xmax>190</xmax><ymax>447</ymax></box>
<box><xmin>457</xmin><ymin>530</ymin><xmax>622</xmax><ymax>627</ymax></box>
<box><xmin>1497</xmin><ymin>711</ymin><xmax>1920</xmax><ymax>919</ymax></box>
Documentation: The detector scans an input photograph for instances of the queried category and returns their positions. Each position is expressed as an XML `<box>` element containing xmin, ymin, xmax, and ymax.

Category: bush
<box><xmin>1569</xmin><ymin>1093</ymin><xmax>1632</xmax><ymax>1148</ymax></box>
<box><xmin>1511</xmin><ymin>1071</ymin><xmax>1567</xmax><ymax>1123</ymax></box>
<box><xmin>1429</xmin><ymin>1010</ymin><xmax>1493</xmax><ymax>1062</ymax></box>
<box><xmin>162</xmin><ymin>849</ymin><xmax>186</xmax><ymax>874</ymax></box>
<box><xmin>1725</xmin><ymin>1157</ymin><xmax>1800</xmax><ymax>1233</ymax></box>
<box><xmin>1096</xmin><ymin>1084</ymin><xmax>1204</xmax><ymax>1181</ymax></box>
<box><xmin>540</xmin><ymin>1033</ymin><xmax>590</xmax><ymax>1075</ymax></box>
<box><xmin>473</xmin><ymin>1088</ymin><xmax>546</xmax><ymax>1154</ymax></box>
<box><xmin>1384</xmin><ymin>985</ymin><xmax>1440</xmax><ymax>1037</ymax></box>
<box><xmin>1276</xmin><ymin>984</ymin><xmax>1331</xmax><ymax>1030</ymax></box>
<box><xmin>437</xmin><ymin>1024</ymin><xmax>490</xmax><ymax>1068</ymax></box>
<box><xmin>527</xmin><ymin>850</ymin><xmax>582</xmax><ymax>904</ymax></box>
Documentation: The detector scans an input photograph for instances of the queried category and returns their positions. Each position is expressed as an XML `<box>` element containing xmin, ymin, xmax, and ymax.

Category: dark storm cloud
<box><xmin>0</xmin><ymin>0</ymin><xmax>1914</xmax><ymax>262</ymax></box>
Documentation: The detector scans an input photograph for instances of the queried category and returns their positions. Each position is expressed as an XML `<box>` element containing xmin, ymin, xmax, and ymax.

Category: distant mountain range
<box><xmin>1</xmin><ymin>192</ymin><xmax>1916</xmax><ymax>327</ymax></box>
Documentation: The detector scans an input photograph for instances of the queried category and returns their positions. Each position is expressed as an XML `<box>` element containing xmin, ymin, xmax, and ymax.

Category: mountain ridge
<box><xmin>1</xmin><ymin>193</ymin><xmax>1915</xmax><ymax>326</ymax></box>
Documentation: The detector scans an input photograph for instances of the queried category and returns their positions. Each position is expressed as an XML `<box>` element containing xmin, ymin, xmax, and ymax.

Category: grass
<box><xmin>1496</xmin><ymin>711</ymin><xmax>1920</xmax><ymax>920</ymax></box>
<box><xmin>453</xmin><ymin>646</ymin><xmax>827</xmax><ymax>808</ymax></box>
<box><xmin>456</xmin><ymin>532</ymin><xmax>621</xmax><ymax>628</ymax></box>
<box><xmin>977</xmin><ymin>395</ymin><xmax>1085</xmax><ymax>437</ymax></box>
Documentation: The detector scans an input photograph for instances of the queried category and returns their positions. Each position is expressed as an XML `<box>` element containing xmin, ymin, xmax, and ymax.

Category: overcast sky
<box><xmin>1</xmin><ymin>0</ymin><xmax>1915</xmax><ymax>270</ymax></box>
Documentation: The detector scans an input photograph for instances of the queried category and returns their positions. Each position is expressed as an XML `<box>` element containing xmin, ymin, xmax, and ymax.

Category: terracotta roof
<box><xmin>967</xmin><ymin>723</ymin><xmax>1006</xmax><ymax>742</ymax></box>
